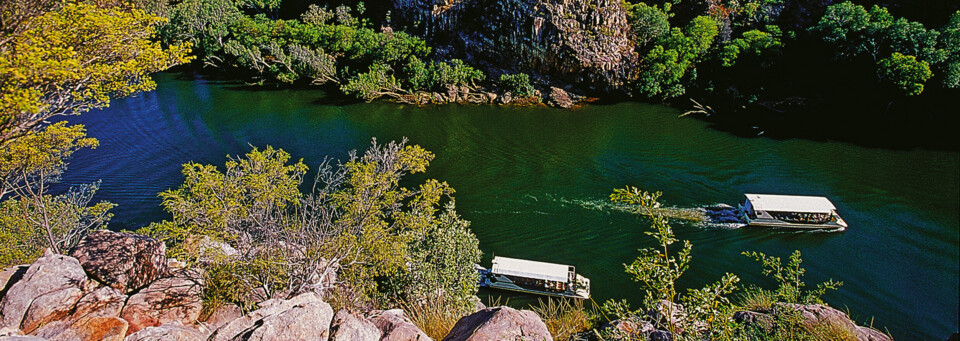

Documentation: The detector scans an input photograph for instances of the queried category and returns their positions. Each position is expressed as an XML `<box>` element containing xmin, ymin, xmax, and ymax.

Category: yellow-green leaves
<box><xmin>0</xmin><ymin>2</ymin><xmax>193</xmax><ymax>143</ymax></box>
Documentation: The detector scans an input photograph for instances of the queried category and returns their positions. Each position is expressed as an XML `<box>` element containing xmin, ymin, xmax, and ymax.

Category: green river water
<box><xmin>58</xmin><ymin>72</ymin><xmax>959</xmax><ymax>339</ymax></box>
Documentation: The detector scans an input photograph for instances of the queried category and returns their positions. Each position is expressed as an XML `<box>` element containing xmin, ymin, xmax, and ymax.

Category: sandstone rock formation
<box><xmin>68</xmin><ymin>231</ymin><xmax>166</xmax><ymax>293</ymax></box>
<box><xmin>368</xmin><ymin>309</ymin><xmax>432</xmax><ymax>341</ymax></box>
<box><xmin>443</xmin><ymin>306</ymin><xmax>552</xmax><ymax>341</ymax></box>
<box><xmin>392</xmin><ymin>0</ymin><xmax>638</xmax><ymax>93</ymax></box>
<box><xmin>330</xmin><ymin>309</ymin><xmax>382</xmax><ymax>341</ymax></box>
<box><xmin>120</xmin><ymin>272</ymin><xmax>202</xmax><ymax>335</ymax></box>
<box><xmin>123</xmin><ymin>323</ymin><xmax>206</xmax><ymax>341</ymax></box>
<box><xmin>0</xmin><ymin>250</ymin><xmax>88</xmax><ymax>332</ymax></box>
<box><xmin>209</xmin><ymin>292</ymin><xmax>334</xmax><ymax>341</ymax></box>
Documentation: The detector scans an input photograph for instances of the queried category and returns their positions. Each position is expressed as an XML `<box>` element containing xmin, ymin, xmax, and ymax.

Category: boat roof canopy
<box><xmin>745</xmin><ymin>194</ymin><xmax>837</xmax><ymax>213</ymax></box>
<box><xmin>491</xmin><ymin>256</ymin><xmax>571</xmax><ymax>283</ymax></box>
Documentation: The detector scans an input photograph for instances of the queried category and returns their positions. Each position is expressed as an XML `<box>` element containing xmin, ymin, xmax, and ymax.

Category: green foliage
<box><xmin>878</xmin><ymin>52</ymin><xmax>933</xmax><ymax>95</ymax></box>
<box><xmin>389</xmin><ymin>203</ymin><xmax>481</xmax><ymax>304</ymax></box>
<box><xmin>720</xmin><ymin>28</ymin><xmax>783</xmax><ymax>67</ymax></box>
<box><xmin>160</xmin><ymin>0</ymin><xmax>243</xmax><ymax>56</ymax></box>
<box><xmin>0</xmin><ymin>2</ymin><xmax>193</xmax><ymax>144</ymax></box>
<box><xmin>636</xmin><ymin>16</ymin><xmax>719</xmax><ymax>98</ymax></box>
<box><xmin>143</xmin><ymin>140</ymin><xmax>482</xmax><ymax>309</ymax></box>
<box><xmin>610</xmin><ymin>186</ymin><xmax>739</xmax><ymax>336</ymax></box>
<box><xmin>0</xmin><ymin>2</ymin><xmax>183</xmax><ymax>263</ymax></box>
<box><xmin>939</xmin><ymin>11</ymin><xmax>960</xmax><ymax>88</ymax></box>
<box><xmin>498</xmin><ymin>73</ymin><xmax>535</xmax><ymax>97</ymax></box>
<box><xmin>742</xmin><ymin>250</ymin><xmax>842</xmax><ymax>304</ymax></box>
<box><xmin>341</xmin><ymin>63</ymin><xmax>405</xmax><ymax>101</ymax></box>
<box><xmin>625</xmin><ymin>2</ymin><xmax>671</xmax><ymax>48</ymax></box>
<box><xmin>0</xmin><ymin>182</ymin><xmax>114</xmax><ymax>267</ymax></box>
<box><xmin>811</xmin><ymin>2</ymin><xmax>945</xmax><ymax>64</ymax></box>
<box><xmin>404</xmin><ymin>57</ymin><xmax>485</xmax><ymax>92</ymax></box>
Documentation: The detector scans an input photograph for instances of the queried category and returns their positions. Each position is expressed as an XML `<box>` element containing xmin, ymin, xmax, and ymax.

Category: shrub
<box><xmin>498</xmin><ymin>73</ymin><xmax>535</xmax><ymax>97</ymax></box>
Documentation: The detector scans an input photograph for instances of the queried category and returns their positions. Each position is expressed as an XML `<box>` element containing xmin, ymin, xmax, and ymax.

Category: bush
<box><xmin>498</xmin><ymin>73</ymin><xmax>535</xmax><ymax>97</ymax></box>
<box><xmin>402</xmin><ymin>295</ymin><xmax>473</xmax><ymax>340</ymax></box>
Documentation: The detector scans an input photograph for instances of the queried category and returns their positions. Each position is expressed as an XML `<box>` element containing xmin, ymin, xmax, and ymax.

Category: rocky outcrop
<box><xmin>368</xmin><ymin>309</ymin><xmax>432</xmax><ymax>341</ymax></box>
<box><xmin>330</xmin><ymin>310</ymin><xmax>381</xmax><ymax>341</ymax></box>
<box><xmin>120</xmin><ymin>271</ymin><xmax>203</xmax><ymax>335</ymax></box>
<box><xmin>32</xmin><ymin>286</ymin><xmax>128</xmax><ymax>340</ymax></box>
<box><xmin>69</xmin><ymin>231</ymin><xmax>167</xmax><ymax>293</ymax></box>
<box><xmin>209</xmin><ymin>292</ymin><xmax>334</xmax><ymax>341</ymax></box>
<box><xmin>547</xmin><ymin>87</ymin><xmax>574</xmax><ymax>108</ymax></box>
<box><xmin>443</xmin><ymin>306</ymin><xmax>552</xmax><ymax>341</ymax></box>
<box><xmin>0</xmin><ymin>250</ymin><xmax>88</xmax><ymax>332</ymax></box>
<box><xmin>392</xmin><ymin>0</ymin><xmax>638</xmax><ymax>93</ymax></box>
<box><xmin>201</xmin><ymin>304</ymin><xmax>242</xmax><ymax>332</ymax></box>
<box><xmin>732</xmin><ymin>303</ymin><xmax>892</xmax><ymax>341</ymax></box>
<box><xmin>123</xmin><ymin>323</ymin><xmax>206</xmax><ymax>341</ymax></box>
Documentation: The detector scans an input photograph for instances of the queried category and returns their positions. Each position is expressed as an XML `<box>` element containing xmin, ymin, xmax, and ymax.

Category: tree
<box><xmin>143</xmin><ymin>139</ymin><xmax>481</xmax><ymax>308</ymax></box>
<box><xmin>0</xmin><ymin>1</ymin><xmax>191</xmax><ymax>264</ymax></box>
<box><xmin>498</xmin><ymin>73</ymin><xmax>535</xmax><ymax>97</ymax></box>
<box><xmin>810</xmin><ymin>2</ymin><xmax>944</xmax><ymax>65</ymax></box>
<box><xmin>877</xmin><ymin>52</ymin><xmax>933</xmax><ymax>96</ymax></box>
<box><xmin>0</xmin><ymin>2</ymin><xmax>193</xmax><ymax>144</ymax></box>
<box><xmin>720</xmin><ymin>28</ymin><xmax>783</xmax><ymax>67</ymax></box>
<box><xmin>341</xmin><ymin>64</ymin><xmax>407</xmax><ymax>101</ymax></box>
<box><xmin>610</xmin><ymin>186</ymin><xmax>739</xmax><ymax>337</ymax></box>
<box><xmin>160</xmin><ymin>0</ymin><xmax>242</xmax><ymax>57</ymax></box>
<box><xmin>939</xmin><ymin>11</ymin><xmax>960</xmax><ymax>88</ymax></box>
<box><xmin>635</xmin><ymin>16</ymin><xmax>719</xmax><ymax>98</ymax></box>
<box><xmin>625</xmin><ymin>2</ymin><xmax>671</xmax><ymax>48</ymax></box>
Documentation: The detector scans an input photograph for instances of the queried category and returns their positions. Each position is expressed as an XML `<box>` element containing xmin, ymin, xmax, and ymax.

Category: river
<box><xmin>57</xmin><ymin>72</ymin><xmax>958</xmax><ymax>339</ymax></box>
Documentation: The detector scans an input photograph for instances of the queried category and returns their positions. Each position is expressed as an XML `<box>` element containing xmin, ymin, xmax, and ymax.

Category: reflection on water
<box><xmin>57</xmin><ymin>71</ymin><xmax>958</xmax><ymax>340</ymax></box>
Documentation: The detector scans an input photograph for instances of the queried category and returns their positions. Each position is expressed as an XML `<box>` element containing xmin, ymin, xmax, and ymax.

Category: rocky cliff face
<box><xmin>392</xmin><ymin>0</ymin><xmax>638</xmax><ymax>93</ymax></box>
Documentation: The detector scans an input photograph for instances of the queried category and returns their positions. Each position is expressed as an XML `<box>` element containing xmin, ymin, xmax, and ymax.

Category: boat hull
<box><xmin>483</xmin><ymin>281</ymin><xmax>590</xmax><ymax>300</ymax></box>
<box><xmin>746</xmin><ymin>218</ymin><xmax>847</xmax><ymax>230</ymax></box>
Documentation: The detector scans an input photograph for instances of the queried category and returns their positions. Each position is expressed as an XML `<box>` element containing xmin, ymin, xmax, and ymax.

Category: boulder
<box><xmin>547</xmin><ymin>87</ymin><xmax>574</xmax><ymax>109</ymax></box>
<box><xmin>330</xmin><ymin>309</ymin><xmax>381</xmax><ymax>341</ymax></box>
<box><xmin>209</xmin><ymin>292</ymin><xmax>333</xmax><ymax>341</ymax></box>
<box><xmin>369</xmin><ymin>309</ymin><xmax>432</xmax><ymax>341</ymax></box>
<box><xmin>32</xmin><ymin>286</ymin><xmax>128</xmax><ymax>340</ymax></box>
<box><xmin>646</xmin><ymin>300</ymin><xmax>686</xmax><ymax>330</ymax></box>
<box><xmin>733</xmin><ymin>310</ymin><xmax>775</xmax><ymax>332</ymax></box>
<box><xmin>0</xmin><ymin>266</ymin><xmax>29</xmax><ymax>299</ymax></box>
<box><xmin>20</xmin><ymin>287</ymin><xmax>83</xmax><ymax>333</ymax></box>
<box><xmin>0</xmin><ymin>336</ymin><xmax>45</xmax><ymax>341</ymax></box>
<box><xmin>201</xmin><ymin>304</ymin><xmax>242</xmax><ymax>332</ymax></box>
<box><xmin>0</xmin><ymin>250</ymin><xmax>88</xmax><ymax>330</ymax></box>
<box><xmin>48</xmin><ymin>317</ymin><xmax>128</xmax><ymax>341</ymax></box>
<box><xmin>245</xmin><ymin>299</ymin><xmax>334</xmax><ymax>341</ymax></box>
<box><xmin>120</xmin><ymin>271</ymin><xmax>203</xmax><ymax>335</ymax></box>
<box><xmin>855</xmin><ymin>326</ymin><xmax>892</xmax><ymax>341</ymax></box>
<box><xmin>123</xmin><ymin>323</ymin><xmax>206</xmax><ymax>341</ymax></box>
<box><xmin>774</xmin><ymin>304</ymin><xmax>891</xmax><ymax>341</ymax></box>
<box><xmin>442</xmin><ymin>306</ymin><xmax>550</xmax><ymax>341</ymax></box>
<box><xmin>775</xmin><ymin>303</ymin><xmax>856</xmax><ymax>330</ymax></box>
<box><xmin>68</xmin><ymin>231</ymin><xmax>166</xmax><ymax>293</ymax></box>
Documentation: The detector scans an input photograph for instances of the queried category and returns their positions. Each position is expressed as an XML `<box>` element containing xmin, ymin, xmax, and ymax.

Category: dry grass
<box><xmin>806</xmin><ymin>320</ymin><xmax>859</xmax><ymax>341</ymax></box>
<box><xmin>402</xmin><ymin>297</ymin><xmax>472</xmax><ymax>340</ymax></box>
<box><xmin>530</xmin><ymin>298</ymin><xmax>592</xmax><ymax>341</ymax></box>
<box><xmin>737</xmin><ymin>287</ymin><xmax>777</xmax><ymax>312</ymax></box>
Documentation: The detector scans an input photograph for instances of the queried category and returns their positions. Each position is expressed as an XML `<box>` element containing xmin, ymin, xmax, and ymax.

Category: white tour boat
<box><xmin>739</xmin><ymin>193</ymin><xmax>848</xmax><ymax>230</ymax></box>
<box><xmin>477</xmin><ymin>256</ymin><xmax>590</xmax><ymax>299</ymax></box>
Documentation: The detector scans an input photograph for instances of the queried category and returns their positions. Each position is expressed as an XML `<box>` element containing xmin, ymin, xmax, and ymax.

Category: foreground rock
<box><xmin>733</xmin><ymin>303</ymin><xmax>892</xmax><ymax>341</ymax></box>
<box><xmin>32</xmin><ymin>286</ymin><xmax>128</xmax><ymax>341</ymax></box>
<box><xmin>443</xmin><ymin>306</ymin><xmax>552</xmax><ymax>341</ymax></box>
<box><xmin>330</xmin><ymin>310</ymin><xmax>381</xmax><ymax>341</ymax></box>
<box><xmin>369</xmin><ymin>309</ymin><xmax>432</xmax><ymax>341</ymax></box>
<box><xmin>123</xmin><ymin>323</ymin><xmax>206</xmax><ymax>341</ymax></box>
<box><xmin>69</xmin><ymin>231</ymin><xmax>167</xmax><ymax>293</ymax></box>
<box><xmin>209</xmin><ymin>292</ymin><xmax>333</xmax><ymax>341</ymax></box>
<box><xmin>0</xmin><ymin>250</ymin><xmax>88</xmax><ymax>332</ymax></box>
<box><xmin>120</xmin><ymin>271</ymin><xmax>202</xmax><ymax>335</ymax></box>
